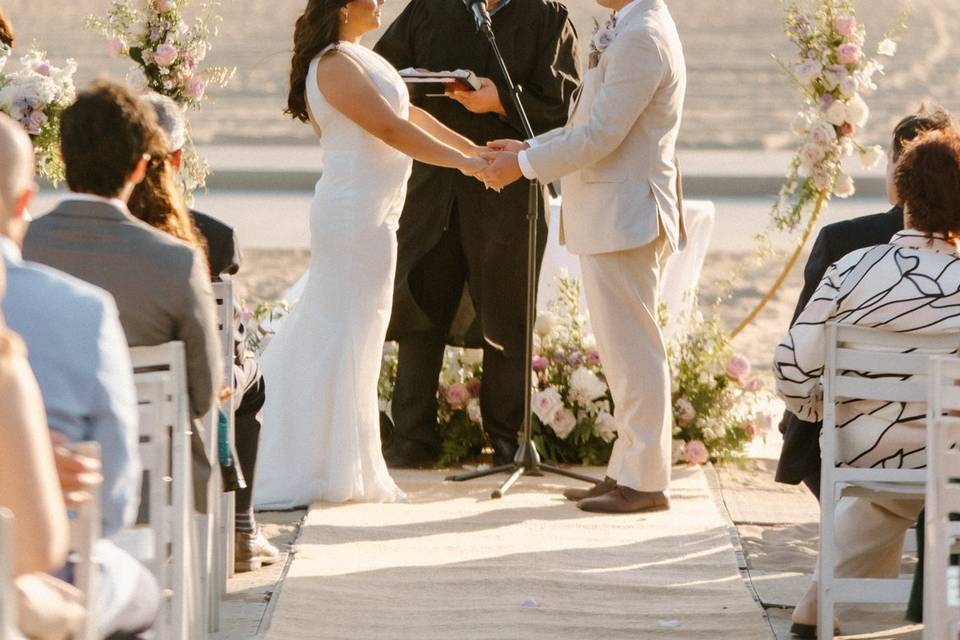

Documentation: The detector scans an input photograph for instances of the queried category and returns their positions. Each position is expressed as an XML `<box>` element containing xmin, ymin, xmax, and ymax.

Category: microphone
<box><xmin>462</xmin><ymin>0</ymin><xmax>492</xmax><ymax>33</ymax></box>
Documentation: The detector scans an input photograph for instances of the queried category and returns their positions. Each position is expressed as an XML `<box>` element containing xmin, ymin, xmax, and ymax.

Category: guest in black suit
<box><xmin>374</xmin><ymin>0</ymin><xmax>580</xmax><ymax>466</ymax></box>
<box><xmin>776</xmin><ymin>107</ymin><xmax>954</xmax><ymax>499</ymax></box>
<box><xmin>141</xmin><ymin>94</ymin><xmax>279</xmax><ymax>573</ymax></box>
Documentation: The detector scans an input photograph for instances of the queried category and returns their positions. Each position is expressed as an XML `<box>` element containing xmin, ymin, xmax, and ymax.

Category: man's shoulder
<box><xmin>818</xmin><ymin>208</ymin><xmax>903</xmax><ymax>256</ymax></box>
<box><xmin>8</xmin><ymin>258</ymin><xmax>114</xmax><ymax>315</ymax></box>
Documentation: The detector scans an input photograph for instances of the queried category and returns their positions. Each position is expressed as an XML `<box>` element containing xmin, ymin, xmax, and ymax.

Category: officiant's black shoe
<box><xmin>563</xmin><ymin>477</ymin><xmax>617</xmax><ymax>502</ymax></box>
<box><xmin>490</xmin><ymin>437</ymin><xmax>519</xmax><ymax>467</ymax></box>
<box><xmin>383</xmin><ymin>439</ymin><xmax>439</xmax><ymax>468</ymax></box>
<box><xmin>577</xmin><ymin>486</ymin><xmax>670</xmax><ymax>514</ymax></box>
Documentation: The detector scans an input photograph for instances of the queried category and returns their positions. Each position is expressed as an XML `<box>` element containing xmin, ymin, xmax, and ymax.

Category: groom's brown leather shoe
<box><xmin>577</xmin><ymin>486</ymin><xmax>670</xmax><ymax>514</ymax></box>
<box><xmin>563</xmin><ymin>477</ymin><xmax>617</xmax><ymax>502</ymax></box>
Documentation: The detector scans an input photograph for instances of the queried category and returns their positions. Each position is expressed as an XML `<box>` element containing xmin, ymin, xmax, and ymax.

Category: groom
<box><xmin>479</xmin><ymin>0</ymin><xmax>686</xmax><ymax>514</ymax></box>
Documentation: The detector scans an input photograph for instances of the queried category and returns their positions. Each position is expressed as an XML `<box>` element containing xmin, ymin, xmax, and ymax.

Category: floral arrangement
<box><xmin>86</xmin><ymin>0</ymin><xmax>234</xmax><ymax>192</ymax></box>
<box><xmin>588</xmin><ymin>16</ymin><xmax>617</xmax><ymax>68</ymax></box>
<box><xmin>240</xmin><ymin>300</ymin><xmax>290</xmax><ymax>355</ymax></box>
<box><xmin>666</xmin><ymin>308</ymin><xmax>780</xmax><ymax>464</ymax></box>
<box><xmin>773</xmin><ymin>0</ymin><xmax>902</xmax><ymax>231</ymax></box>
<box><xmin>0</xmin><ymin>45</ymin><xmax>77</xmax><ymax>184</ymax></box>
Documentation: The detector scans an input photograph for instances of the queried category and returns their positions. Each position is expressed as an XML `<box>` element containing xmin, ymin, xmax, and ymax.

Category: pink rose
<box><xmin>445</xmin><ymin>383</ymin><xmax>470</xmax><ymax>410</ymax></box>
<box><xmin>531</xmin><ymin>356</ymin><xmax>549</xmax><ymax>372</ymax></box>
<box><xmin>745</xmin><ymin>423</ymin><xmax>759</xmax><ymax>440</ymax></box>
<box><xmin>726</xmin><ymin>353</ymin><xmax>751</xmax><ymax>383</ymax></box>
<box><xmin>832</xmin><ymin>16</ymin><xmax>857</xmax><ymax>37</ymax></box>
<box><xmin>185</xmin><ymin>75</ymin><xmax>207</xmax><ymax>100</ymax></box>
<box><xmin>108</xmin><ymin>38</ymin><xmax>126</xmax><ymax>58</ymax></box>
<box><xmin>154</xmin><ymin>43</ymin><xmax>179</xmax><ymax>68</ymax></box>
<box><xmin>586</xmin><ymin>351</ymin><xmax>601</xmax><ymax>366</ymax></box>
<box><xmin>837</xmin><ymin>43</ymin><xmax>862</xmax><ymax>65</ymax></box>
<box><xmin>153</xmin><ymin>0</ymin><xmax>176</xmax><ymax>11</ymax></box>
<box><xmin>675</xmin><ymin>398</ymin><xmax>696</xmax><ymax>426</ymax></box>
<box><xmin>33</xmin><ymin>62</ymin><xmax>51</xmax><ymax>77</ymax></box>
<box><xmin>684</xmin><ymin>440</ymin><xmax>709</xmax><ymax>466</ymax></box>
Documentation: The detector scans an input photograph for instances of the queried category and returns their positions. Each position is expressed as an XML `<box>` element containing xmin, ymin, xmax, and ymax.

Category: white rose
<box><xmin>534</xmin><ymin>311</ymin><xmax>558</xmax><ymax>337</ymax></box>
<box><xmin>595</xmin><ymin>411</ymin><xmax>617</xmax><ymax>443</ymax></box>
<box><xmin>834</xmin><ymin>173</ymin><xmax>855</xmax><ymax>198</ymax></box>
<box><xmin>467</xmin><ymin>398</ymin><xmax>482</xmax><ymax>424</ymax></box>
<box><xmin>824</xmin><ymin>101</ymin><xmax>848</xmax><ymax>126</ymax></box>
<box><xmin>839</xmin><ymin>75</ymin><xmax>859</xmax><ymax>98</ymax></box>
<box><xmin>799</xmin><ymin>143</ymin><xmax>825</xmax><ymax>169</ymax></box>
<box><xmin>569</xmin><ymin>367</ymin><xmax>607</xmax><ymax>405</ymax></box>
<box><xmin>532</xmin><ymin>387</ymin><xmax>563</xmax><ymax>425</ymax></box>
<box><xmin>860</xmin><ymin>145</ymin><xmax>884</xmax><ymax>170</ymax></box>
<box><xmin>877</xmin><ymin>38</ymin><xmax>897</xmax><ymax>56</ymax></box>
<box><xmin>550</xmin><ymin>408</ymin><xmax>577</xmax><ymax>439</ymax></box>
<box><xmin>845</xmin><ymin>95</ymin><xmax>870</xmax><ymax>127</ymax></box>
<box><xmin>793</xmin><ymin>59</ymin><xmax>822</xmax><ymax>85</ymax></box>
<box><xmin>791</xmin><ymin>110</ymin><xmax>812</xmax><ymax>135</ymax></box>
<box><xmin>126</xmin><ymin>68</ymin><xmax>149</xmax><ymax>92</ymax></box>
<box><xmin>809</xmin><ymin>120</ymin><xmax>836</xmax><ymax>146</ymax></box>
<box><xmin>839</xmin><ymin>137</ymin><xmax>854</xmax><ymax>158</ymax></box>
<box><xmin>582</xmin><ymin>333</ymin><xmax>597</xmax><ymax>352</ymax></box>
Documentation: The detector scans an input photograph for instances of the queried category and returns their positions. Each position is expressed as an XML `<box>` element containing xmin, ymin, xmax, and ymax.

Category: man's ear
<box><xmin>130</xmin><ymin>156</ymin><xmax>149</xmax><ymax>186</ymax></box>
<box><xmin>13</xmin><ymin>188</ymin><xmax>33</xmax><ymax>219</ymax></box>
<box><xmin>171</xmin><ymin>148</ymin><xmax>183</xmax><ymax>172</ymax></box>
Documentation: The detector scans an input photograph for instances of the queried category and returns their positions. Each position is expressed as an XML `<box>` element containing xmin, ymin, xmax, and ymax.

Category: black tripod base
<box><xmin>446</xmin><ymin>442</ymin><xmax>601</xmax><ymax>499</ymax></box>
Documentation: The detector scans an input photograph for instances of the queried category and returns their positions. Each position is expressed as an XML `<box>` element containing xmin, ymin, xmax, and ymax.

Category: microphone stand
<box><xmin>446</xmin><ymin>19</ymin><xmax>600</xmax><ymax>498</ymax></box>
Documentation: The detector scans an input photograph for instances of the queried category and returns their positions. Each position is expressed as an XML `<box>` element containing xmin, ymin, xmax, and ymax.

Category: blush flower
<box><xmin>550</xmin><ymin>408</ymin><xmax>577</xmax><ymax>440</ymax></box>
<box><xmin>860</xmin><ymin>145</ymin><xmax>884</xmax><ymax>170</ymax></box>
<box><xmin>834</xmin><ymin>173</ymin><xmax>855</xmax><ymax>198</ymax></box>
<box><xmin>531</xmin><ymin>356</ymin><xmax>549</xmax><ymax>372</ymax></box>
<box><xmin>725</xmin><ymin>353</ymin><xmax>751</xmax><ymax>383</ymax></box>
<box><xmin>684</xmin><ymin>440</ymin><xmax>709</xmax><ymax>465</ymax></box>
<box><xmin>154</xmin><ymin>43</ymin><xmax>179</xmax><ymax>67</ymax></box>
<box><xmin>675</xmin><ymin>398</ymin><xmax>696</xmax><ymax>426</ymax></box>
<box><xmin>532</xmin><ymin>387</ymin><xmax>563</xmax><ymax>425</ymax></box>
<box><xmin>445</xmin><ymin>383</ymin><xmax>470</xmax><ymax>410</ymax></box>
<box><xmin>154</xmin><ymin>0</ymin><xmax>176</xmax><ymax>11</ymax></box>
<box><xmin>185</xmin><ymin>75</ymin><xmax>207</xmax><ymax>100</ymax></box>
<box><xmin>836</xmin><ymin>43</ymin><xmax>862</xmax><ymax>65</ymax></box>
<box><xmin>832</xmin><ymin>16</ymin><xmax>857</xmax><ymax>37</ymax></box>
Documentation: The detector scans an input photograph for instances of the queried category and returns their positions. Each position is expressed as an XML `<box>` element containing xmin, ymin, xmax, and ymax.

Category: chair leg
<box><xmin>819</xmin><ymin>484</ymin><xmax>837</xmax><ymax>640</ymax></box>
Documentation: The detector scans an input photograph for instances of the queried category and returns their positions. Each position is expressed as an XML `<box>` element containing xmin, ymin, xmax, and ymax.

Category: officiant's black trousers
<box><xmin>392</xmin><ymin>207</ymin><xmax>526</xmax><ymax>449</ymax></box>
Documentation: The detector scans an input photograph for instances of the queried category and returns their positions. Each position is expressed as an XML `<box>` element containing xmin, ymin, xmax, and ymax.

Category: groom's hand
<box><xmin>478</xmin><ymin>150</ymin><xmax>523</xmax><ymax>191</ymax></box>
<box><xmin>446</xmin><ymin>78</ymin><xmax>506</xmax><ymax>116</ymax></box>
<box><xmin>486</xmin><ymin>139</ymin><xmax>529</xmax><ymax>154</ymax></box>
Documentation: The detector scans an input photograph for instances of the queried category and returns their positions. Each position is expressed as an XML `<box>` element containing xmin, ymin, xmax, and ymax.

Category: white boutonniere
<box><xmin>589</xmin><ymin>14</ymin><xmax>617</xmax><ymax>68</ymax></box>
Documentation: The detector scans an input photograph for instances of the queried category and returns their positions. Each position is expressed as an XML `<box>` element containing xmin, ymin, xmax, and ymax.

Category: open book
<box><xmin>398</xmin><ymin>68</ymin><xmax>482</xmax><ymax>92</ymax></box>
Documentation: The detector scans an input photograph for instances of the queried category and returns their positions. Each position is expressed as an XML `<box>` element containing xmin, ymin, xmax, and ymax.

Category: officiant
<box><xmin>374</xmin><ymin>0</ymin><xmax>580</xmax><ymax>467</ymax></box>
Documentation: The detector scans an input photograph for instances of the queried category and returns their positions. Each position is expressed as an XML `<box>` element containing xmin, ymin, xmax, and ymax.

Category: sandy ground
<box><xmin>7</xmin><ymin>0</ymin><xmax>960</xmax><ymax>149</ymax></box>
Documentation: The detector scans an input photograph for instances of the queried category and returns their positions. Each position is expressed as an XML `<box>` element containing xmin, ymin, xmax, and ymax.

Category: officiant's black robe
<box><xmin>374</xmin><ymin>0</ymin><xmax>580</xmax><ymax>354</ymax></box>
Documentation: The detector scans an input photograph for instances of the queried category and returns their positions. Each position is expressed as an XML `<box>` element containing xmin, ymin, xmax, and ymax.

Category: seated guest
<box><xmin>23</xmin><ymin>80</ymin><xmax>223</xmax><ymax>515</ymax></box>
<box><xmin>0</xmin><ymin>112</ymin><xmax>160</xmax><ymax>637</ymax></box>
<box><xmin>777</xmin><ymin>107</ymin><xmax>954</xmax><ymax>499</ymax></box>
<box><xmin>136</xmin><ymin>93</ymin><xmax>278</xmax><ymax>572</ymax></box>
<box><xmin>777</xmin><ymin>109</ymin><xmax>952</xmax><ymax>498</ymax></box>
<box><xmin>774</xmin><ymin>128</ymin><xmax>960</xmax><ymax>637</ymax></box>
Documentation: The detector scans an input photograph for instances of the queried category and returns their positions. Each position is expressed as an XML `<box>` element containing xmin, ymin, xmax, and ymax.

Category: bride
<box><xmin>255</xmin><ymin>0</ymin><xmax>486</xmax><ymax>509</ymax></box>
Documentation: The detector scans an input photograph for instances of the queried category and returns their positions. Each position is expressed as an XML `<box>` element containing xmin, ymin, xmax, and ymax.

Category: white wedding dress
<box><xmin>255</xmin><ymin>42</ymin><xmax>410</xmax><ymax>509</ymax></box>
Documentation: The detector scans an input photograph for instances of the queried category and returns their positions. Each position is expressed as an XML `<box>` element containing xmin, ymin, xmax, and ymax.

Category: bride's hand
<box><xmin>459</xmin><ymin>155</ymin><xmax>488</xmax><ymax>177</ymax></box>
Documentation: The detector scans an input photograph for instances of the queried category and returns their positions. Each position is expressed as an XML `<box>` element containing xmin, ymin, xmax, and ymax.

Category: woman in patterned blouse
<box><xmin>774</xmin><ymin>127</ymin><xmax>960</xmax><ymax>636</ymax></box>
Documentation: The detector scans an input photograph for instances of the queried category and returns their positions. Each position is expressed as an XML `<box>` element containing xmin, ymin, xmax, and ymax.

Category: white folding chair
<box><xmin>69</xmin><ymin>445</ymin><xmax>101</xmax><ymax>640</ymax></box>
<box><xmin>924</xmin><ymin>355</ymin><xmax>960</xmax><ymax>639</ymax></box>
<box><xmin>208</xmin><ymin>278</ymin><xmax>236</xmax><ymax>630</ymax></box>
<box><xmin>129</xmin><ymin>342</ymin><xmax>195</xmax><ymax>640</ymax></box>
<box><xmin>820</xmin><ymin>323</ymin><xmax>958</xmax><ymax>638</ymax></box>
<box><xmin>0</xmin><ymin>508</ymin><xmax>14</xmax><ymax>640</ymax></box>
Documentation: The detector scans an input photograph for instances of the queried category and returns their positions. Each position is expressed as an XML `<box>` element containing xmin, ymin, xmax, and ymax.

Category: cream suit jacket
<box><xmin>525</xmin><ymin>0</ymin><xmax>686</xmax><ymax>255</ymax></box>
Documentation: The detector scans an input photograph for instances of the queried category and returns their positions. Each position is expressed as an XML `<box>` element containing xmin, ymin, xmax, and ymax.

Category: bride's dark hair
<box><xmin>287</xmin><ymin>0</ymin><xmax>352</xmax><ymax>123</ymax></box>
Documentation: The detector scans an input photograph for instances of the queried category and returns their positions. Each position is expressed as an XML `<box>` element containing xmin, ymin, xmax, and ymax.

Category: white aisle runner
<box><xmin>264</xmin><ymin>465</ymin><xmax>771</xmax><ymax>640</ymax></box>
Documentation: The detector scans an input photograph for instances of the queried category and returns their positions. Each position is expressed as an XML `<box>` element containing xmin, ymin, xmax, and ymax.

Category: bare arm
<box><xmin>316</xmin><ymin>52</ymin><xmax>485</xmax><ymax>174</ymax></box>
<box><xmin>0</xmin><ymin>345</ymin><xmax>69</xmax><ymax>575</ymax></box>
<box><xmin>408</xmin><ymin>106</ymin><xmax>482</xmax><ymax>157</ymax></box>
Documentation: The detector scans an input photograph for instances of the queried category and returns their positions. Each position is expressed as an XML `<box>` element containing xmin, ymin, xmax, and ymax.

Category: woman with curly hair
<box><xmin>774</xmin><ymin>126</ymin><xmax>960</xmax><ymax>637</ymax></box>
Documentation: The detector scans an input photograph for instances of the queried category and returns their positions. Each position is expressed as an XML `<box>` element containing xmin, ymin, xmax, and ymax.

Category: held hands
<box><xmin>476</xmin><ymin>138</ymin><xmax>527</xmax><ymax>191</ymax></box>
<box><xmin>446</xmin><ymin>77</ymin><xmax>506</xmax><ymax>116</ymax></box>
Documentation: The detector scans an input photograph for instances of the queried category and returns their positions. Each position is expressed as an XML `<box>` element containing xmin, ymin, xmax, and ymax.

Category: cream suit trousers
<box><xmin>579</xmin><ymin>234</ymin><xmax>672</xmax><ymax>493</ymax></box>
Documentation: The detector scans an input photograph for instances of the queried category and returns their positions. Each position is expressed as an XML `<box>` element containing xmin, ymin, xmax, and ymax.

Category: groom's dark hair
<box><xmin>60</xmin><ymin>79</ymin><xmax>161</xmax><ymax>198</ymax></box>
<box><xmin>892</xmin><ymin>107</ymin><xmax>953</xmax><ymax>162</ymax></box>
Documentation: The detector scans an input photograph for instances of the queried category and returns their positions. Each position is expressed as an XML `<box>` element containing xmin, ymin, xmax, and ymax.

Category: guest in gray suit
<box><xmin>23</xmin><ymin>79</ymin><xmax>223</xmax><ymax>514</ymax></box>
<box><xmin>0</xmin><ymin>112</ymin><xmax>161</xmax><ymax>637</ymax></box>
